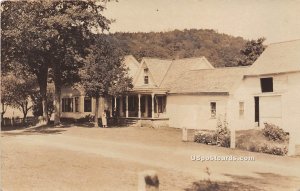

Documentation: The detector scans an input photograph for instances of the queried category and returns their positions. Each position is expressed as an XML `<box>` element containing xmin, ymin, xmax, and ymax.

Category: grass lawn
<box><xmin>236</xmin><ymin>129</ymin><xmax>289</xmax><ymax>155</ymax></box>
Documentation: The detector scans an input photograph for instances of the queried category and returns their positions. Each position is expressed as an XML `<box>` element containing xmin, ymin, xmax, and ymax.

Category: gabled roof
<box><xmin>169</xmin><ymin>67</ymin><xmax>248</xmax><ymax>94</ymax></box>
<box><xmin>123</xmin><ymin>55</ymin><xmax>140</xmax><ymax>79</ymax></box>
<box><xmin>160</xmin><ymin>57</ymin><xmax>214</xmax><ymax>89</ymax></box>
<box><xmin>136</xmin><ymin>56</ymin><xmax>214</xmax><ymax>89</ymax></box>
<box><xmin>246</xmin><ymin>39</ymin><xmax>300</xmax><ymax>76</ymax></box>
<box><xmin>141</xmin><ymin>58</ymin><xmax>172</xmax><ymax>86</ymax></box>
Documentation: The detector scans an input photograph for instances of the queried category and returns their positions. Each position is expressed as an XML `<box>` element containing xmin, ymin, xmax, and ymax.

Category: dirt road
<box><xmin>1</xmin><ymin>126</ymin><xmax>300</xmax><ymax>190</ymax></box>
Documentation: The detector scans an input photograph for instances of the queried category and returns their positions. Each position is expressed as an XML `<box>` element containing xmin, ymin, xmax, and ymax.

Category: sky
<box><xmin>103</xmin><ymin>0</ymin><xmax>300</xmax><ymax>44</ymax></box>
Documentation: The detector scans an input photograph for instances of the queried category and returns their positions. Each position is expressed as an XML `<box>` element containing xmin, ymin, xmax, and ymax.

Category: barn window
<box><xmin>62</xmin><ymin>98</ymin><xmax>73</xmax><ymax>112</ymax></box>
<box><xmin>84</xmin><ymin>97</ymin><xmax>92</xmax><ymax>112</ymax></box>
<box><xmin>239</xmin><ymin>102</ymin><xmax>244</xmax><ymax>117</ymax></box>
<box><xmin>210</xmin><ymin>102</ymin><xmax>216</xmax><ymax>118</ymax></box>
<box><xmin>260</xmin><ymin>77</ymin><xmax>273</xmax><ymax>92</ymax></box>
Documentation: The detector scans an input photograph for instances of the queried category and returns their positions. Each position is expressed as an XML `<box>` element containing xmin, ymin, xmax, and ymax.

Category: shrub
<box><xmin>76</xmin><ymin>114</ymin><xmax>95</xmax><ymax>123</ymax></box>
<box><xmin>194</xmin><ymin>131</ymin><xmax>216</xmax><ymax>145</ymax></box>
<box><xmin>215</xmin><ymin>116</ymin><xmax>231</xmax><ymax>147</ymax></box>
<box><xmin>260</xmin><ymin>144</ymin><xmax>288</xmax><ymax>155</ymax></box>
<box><xmin>262</xmin><ymin>123</ymin><xmax>288</xmax><ymax>142</ymax></box>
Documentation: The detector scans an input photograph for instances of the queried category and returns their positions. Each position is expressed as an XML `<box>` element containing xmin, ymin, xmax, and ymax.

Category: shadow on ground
<box><xmin>185</xmin><ymin>172</ymin><xmax>300</xmax><ymax>191</ymax></box>
<box><xmin>185</xmin><ymin>180</ymin><xmax>264</xmax><ymax>191</ymax></box>
<box><xmin>222</xmin><ymin>172</ymin><xmax>300</xmax><ymax>191</ymax></box>
<box><xmin>1</xmin><ymin>125</ymin><xmax>66</xmax><ymax>136</ymax></box>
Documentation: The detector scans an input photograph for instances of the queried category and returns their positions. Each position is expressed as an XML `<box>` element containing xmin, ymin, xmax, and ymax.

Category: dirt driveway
<box><xmin>1</xmin><ymin>125</ymin><xmax>300</xmax><ymax>191</ymax></box>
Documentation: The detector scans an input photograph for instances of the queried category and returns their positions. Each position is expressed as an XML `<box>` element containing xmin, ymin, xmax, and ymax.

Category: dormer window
<box><xmin>144</xmin><ymin>76</ymin><xmax>149</xmax><ymax>84</ymax></box>
<box><xmin>260</xmin><ymin>77</ymin><xmax>273</xmax><ymax>92</ymax></box>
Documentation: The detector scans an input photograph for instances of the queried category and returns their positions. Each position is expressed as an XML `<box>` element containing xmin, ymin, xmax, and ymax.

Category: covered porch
<box><xmin>111</xmin><ymin>92</ymin><xmax>168</xmax><ymax>120</ymax></box>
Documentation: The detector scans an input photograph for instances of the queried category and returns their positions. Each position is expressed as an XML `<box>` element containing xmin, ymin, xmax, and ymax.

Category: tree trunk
<box><xmin>37</xmin><ymin>67</ymin><xmax>49</xmax><ymax>124</ymax></box>
<box><xmin>22</xmin><ymin>111</ymin><xmax>27</xmax><ymax>125</ymax></box>
<box><xmin>54</xmin><ymin>84</ymin><xmax>61</xmax><ymax>125</ymax></box>
<box><xmin>94</xmin><ymin>96</ymin><xmax>99</xmax><ymax>128</ymax></box>
<box><xmin>1</xmin><ymin>102</ymin><xmax>6</xmax><ymax>126</ymax></box>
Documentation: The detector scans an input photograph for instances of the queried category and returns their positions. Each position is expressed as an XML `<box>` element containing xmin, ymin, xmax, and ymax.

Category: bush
<box><xmin>262</xmin><ymin>123</ymin><xmax>288</xmax><ymax>142</ymax></box>
<box><xmin>194</xmin><ymin>131</ymin><xmax>216</xmax><ymax>145</ymax></box>
<box><xmin>215</xmin><ymin>116</ymin><xmax>231</xmax><ymax>148</ymax></box>
<box><xmin>260</xmin><ymin>144</ymin><xmax>288</xmax><ymax>155</ymax></box>
<box><xmin>76</xmin><ymin>114</ymin><xmax>95</xmax><ymax>123</ymax></box>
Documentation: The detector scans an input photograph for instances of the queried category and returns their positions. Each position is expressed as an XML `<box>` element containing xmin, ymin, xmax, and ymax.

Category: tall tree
<box><xmin>238</xmin><ymin>37</ymin><xmax>266</xmax><ymax>66</ymax></box>
<box><xmin>81</xmin><ymin>35</ymin><xmax>133</xmax><ymax>127</ymax></box>
<box><xmin>1</xmin><ymin>0</ymin><xmax>112</xmax><ymax>125</ymax></box>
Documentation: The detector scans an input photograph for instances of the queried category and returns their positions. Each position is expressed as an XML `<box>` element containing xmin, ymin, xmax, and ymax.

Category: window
<box><xmin>84</xmin><ymin>97</ymin><xmax>92</xmax><ymax>112</ymax></box>
<box><xmin>210</xmin><ymin>102</ymin><xmax>216</xmax><ymax>118</ymax></box>
<box><xmin>239</xmin><ymin>102</ymin><xmax>244</xmax><ymax>117</ymax></box>
<box><xmin>260</xmin><ymin>77</ymin><xmax>273</xmax><ymax>92</ymax></box>
<box><xmin>144</xmin><ymin>68</ymin><xmax>149</xmax><ymax>73</ymax></box>
<box><xmin>74</xmin><ymin>97</ymin><xmax>79</xmax><ymax>112</ymax></box>
<box><xmin>62</xmin><ymin>98</ymin><xmax>73</xmax><ymax>112</ymax></box>
<box><xmin>155</xmin><ymin>96</ymin><xmax>166</xmax><ymax>113</ymax></box>
<box><xmin>144</xmin><ymin>76</ymin><xmax>149</xmax><ymax>84</ymax></box>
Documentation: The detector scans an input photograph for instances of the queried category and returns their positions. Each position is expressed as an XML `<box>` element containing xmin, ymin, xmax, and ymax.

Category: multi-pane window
<box><xmin>155</xmin><ymin>96</ymin><xmax>166</xmax><ymax>113</ymax></box>
<box><xmin>62</xmin><ymin>98</ymin><xmax>73</xmax><ymax>112</ymax></box>
<box><xmin>260</xmin><ymin>77</ymin><xmax>273</xmax><ymax>92</ymax></box>
<box><xmin>74</xmin><ymin>97</ymin><xmax>79</xmax><ymax>112</ymax></box>
<box><xmin>144</xmin><ymin>68</ymin><xmax>149</xmax><ymax>84</ymax></box>
<box><xmin>84</xmin><ymin>97</ymin><xmax>92</xmax><ymax>112</ymax></box>
<box><xmin>210</xmin><ymin>102</ymin><xmax>216</xmax><ymax>118</ymax></box>
<box><xmin>239</xmin><ymin>102</ymin><xmax>244</xmax><ymax>117</ymax></box>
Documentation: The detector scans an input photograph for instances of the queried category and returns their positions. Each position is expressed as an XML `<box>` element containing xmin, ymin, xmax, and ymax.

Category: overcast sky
<box><xmin>103</xmin><ymin>0</ymin><xmax>300</xmax><ymax>44</ymax></box>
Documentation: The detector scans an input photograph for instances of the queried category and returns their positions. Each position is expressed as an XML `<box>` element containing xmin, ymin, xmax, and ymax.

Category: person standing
<box><xmin>102</xmin><ymin>111</ymin><xmax>107</xmax><ymax>128</ymax></box>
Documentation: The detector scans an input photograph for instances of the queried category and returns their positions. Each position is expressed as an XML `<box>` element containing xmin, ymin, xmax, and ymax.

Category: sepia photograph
<box><xmin>1</xmin><ymin>0</ymin><xmax>300</xmax><ymax>190</ymax></box>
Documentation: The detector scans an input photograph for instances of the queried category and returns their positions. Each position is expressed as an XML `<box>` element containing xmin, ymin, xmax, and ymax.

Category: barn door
<box><xmin>255</xmin><ymin>96</ymin><xmax>260</xmax><ymax>126</ymax></box>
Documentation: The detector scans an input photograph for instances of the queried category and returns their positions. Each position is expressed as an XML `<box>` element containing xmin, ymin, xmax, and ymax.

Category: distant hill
<box><xmin>110</xmin><ymin>29</ymin><xmax>248</xmax><ymax>67</ymax></box>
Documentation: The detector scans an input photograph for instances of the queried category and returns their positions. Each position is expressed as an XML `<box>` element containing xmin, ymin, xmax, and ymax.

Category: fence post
<box><xmin>230</xmin><ymin>128</ymin><xmax>236</xmax><ymax>149</ymax></box>
<box><xmin>138</xmin><ymin>170</ymin><xmax>159</xmax><ymax>191</ymax></box>
<box><xmin>288</xmin><ymin>130</ymin><xmax>296</xmax><ymax>156</ymax></box>
<box><xmin>182</xmin><ymin>127</ymin><xmax>188</xmax><ymax>142</ymax></box>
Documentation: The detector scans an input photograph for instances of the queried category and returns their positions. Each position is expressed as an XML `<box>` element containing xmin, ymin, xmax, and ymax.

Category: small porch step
<box><xmin>118</xmin><ymin>118</ymin><xmax>139</xmax><ymax>127</ymax></box>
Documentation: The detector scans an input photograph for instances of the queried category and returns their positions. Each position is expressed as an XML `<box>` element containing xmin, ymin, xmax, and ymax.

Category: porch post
<box><xmin>126</xmin><ymin>95</ymin><xmax>129</xmax><ymax>118</ymax></box>
<box><xmin>151</xmin><ymin>93</ymin><xmax>155</xmax><ymax>119</ymax></box>
<box><xmin>138</xmin><ymin>94</ymin><xmax>141</xmax><ymax>118</ymax></box>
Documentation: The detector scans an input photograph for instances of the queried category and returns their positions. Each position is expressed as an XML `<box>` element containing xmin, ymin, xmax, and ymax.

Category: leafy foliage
<box><xmin>262</xmin><ymin>123</ymin><xmax>288</xmax><ymax>142</ymax></box>
<box><xmin>1</xmin><ymin>0</ymin><xmax>112</xmax><ymax>123</ymax></box>
<box><xmin>238</xmin><ymin>37</ymin><xmax>266</xmax><ymax>66</ymax></box>
<box><xmin>215</xmin><ymin>116</ymin><xmax>231</xmax><ymax>147</ymax></box>
<box><xmin>80</xmin><ymin>35</ymin><xmax>133</xmax><ymax>98</ymax></box>
<box><xmin>111</xmin><ymin>29</ymin><xmax>249</xmax><ymax>67</ymax></box>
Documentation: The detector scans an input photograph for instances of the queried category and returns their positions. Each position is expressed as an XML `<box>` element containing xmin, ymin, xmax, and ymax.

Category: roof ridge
<box><xmin>268</xmin><ymin>39</ymin><xmax>300</xmax><ymax>46</ymax></box>
<box><xmin>142</xmin><ymin>56</ymin><xmax>207</xmax><ymax>61</ymax></box>
<box><xmin>190</xmin><ymin>66</ymin><xmax>249</xmax><ymax>71</ymax></box>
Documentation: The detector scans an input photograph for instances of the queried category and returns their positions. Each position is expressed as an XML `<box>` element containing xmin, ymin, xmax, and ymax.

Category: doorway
<box><xmin>254</xmin><ymin>96</ymin><xmax>259</xmax><ymax>126</ymax></box>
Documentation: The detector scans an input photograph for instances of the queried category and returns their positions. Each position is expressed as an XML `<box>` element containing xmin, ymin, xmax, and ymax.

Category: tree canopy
<box><xmin>237</xmin><ymin>37</ymin><xmax>266</xmax><ymax>66</ymax></box>
<box><xmin>1</xmin><ymin>0</ymin><xmax>112</xmax><ymax>123</ymax></box>
<box><xmin>80</xmin><ymin>35</ymin><xmax>133</xmax><ymax>127</ymax></box>
<box><xmin>110</xmin><ymin>29</ymin><xmax>249</xmax><ymax>67</ymax></box>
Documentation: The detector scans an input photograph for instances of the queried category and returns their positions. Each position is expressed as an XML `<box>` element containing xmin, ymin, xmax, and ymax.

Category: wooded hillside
<box><xmin>110</xmin><ymin>29</ymin><xmax>248</xmax><ymax>67</ymax></box>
